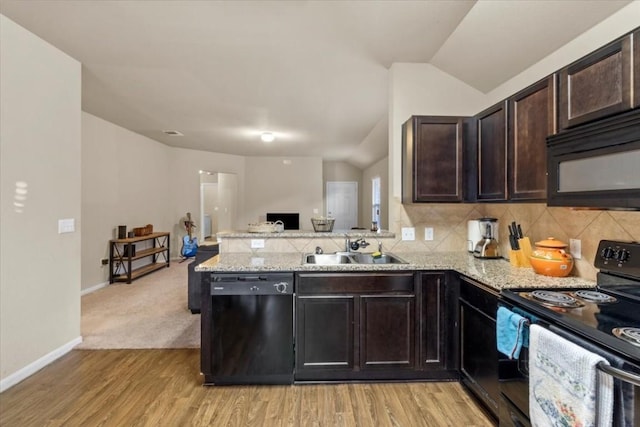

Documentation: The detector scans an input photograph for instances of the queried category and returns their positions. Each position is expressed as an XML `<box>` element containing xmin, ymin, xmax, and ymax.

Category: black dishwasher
<box><xmin>200</xmin><ymin>273</ymin><xmax>294</xmax><ymax>385</ymax></box>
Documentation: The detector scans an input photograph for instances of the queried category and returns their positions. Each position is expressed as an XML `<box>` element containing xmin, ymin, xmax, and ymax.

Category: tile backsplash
<box><xmin>219</xmin><ymin>199</ymin><xmax>638</xmax><ymax>283</ymax></box>
<box><xmin>389</xmin><ymin>198</ymin><xmax>640</xmax><ymax>281</ymax></box>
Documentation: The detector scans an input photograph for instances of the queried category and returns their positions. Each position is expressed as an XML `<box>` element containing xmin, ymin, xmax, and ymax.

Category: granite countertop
<box><xmin>195</xmin><ymin>251</ymin><xmax>595</xmax><ymax>291</ymax></box>
<box><xmin>217</xmin><ymin>230</ymin><xmax>395</xmax><ymax>239</ymax></box>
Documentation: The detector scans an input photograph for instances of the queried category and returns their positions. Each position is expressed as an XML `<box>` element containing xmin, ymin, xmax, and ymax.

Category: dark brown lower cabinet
<box><xmin>361</xmin><ymin>295</ymin><xmax>415</xmax><ymax>369</ymax></box>
<box><xmin>420</xmin><ymin>272</ymin><xmax>459</xmax><ymax>375</ymax></box>
<box><xmin>295</xmin><ymin>272</ymin><xmax>416</xmax><ymax>381</ymax></box>
<box><xmin>459</xmin><ymin>276</ymin><xmax>499</xmax><ymax>420</ymax></box>
<box><xmin>296</xmin><ymin>296</ymin><xmax>355</xmax><ymax>374</ymax></box>
<box><xmin>294</xmin><ymin>271</ymin><xmax>458</xmax><ymax>382</ymax></box>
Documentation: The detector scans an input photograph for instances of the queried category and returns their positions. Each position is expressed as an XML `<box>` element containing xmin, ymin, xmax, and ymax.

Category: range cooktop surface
<box><xmin>501</xmin><ymin>240</ymin><xmax>640</xmax><ymax>361</ymax></box>
<box><xmin>502</xmin><ymin>287</ymin><xmax>640</xmax><ymax>360</ymax></box>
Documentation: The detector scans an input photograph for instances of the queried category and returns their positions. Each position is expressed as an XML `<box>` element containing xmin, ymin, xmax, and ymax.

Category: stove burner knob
<box><xmin>601</xmin><ymin>246</ymin><xmax>615</xmax><ymax>260</ymax></box>
<box><xmin>616</xmin><ymin>249</ymin><xmax>630</xmax><ymax>262</ymax></box>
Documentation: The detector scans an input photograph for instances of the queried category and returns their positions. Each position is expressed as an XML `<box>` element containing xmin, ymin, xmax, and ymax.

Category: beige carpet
<box><xmin>78</xmin><ymin>260</ymin><xmax>200</xmax><ymax>349</ymax></box>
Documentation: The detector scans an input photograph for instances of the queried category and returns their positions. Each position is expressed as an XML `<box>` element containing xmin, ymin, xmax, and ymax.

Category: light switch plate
<box><xmin>58</xmin><ymin>218</ymin><xmax>75</xmax><ymax>233</ymax></box>
<box><xmin>401</xmin><ymin>227</ymin><xmax>415</xmax><ymax>241</ymax></box>
<box><xmin>425</xmin><ymin>227</ymin><xmax>434</xmax><ymax>241</ymax></box>
<box><xmin>569</xmin><ymin>238</ymin><xmax>582</xmax><ymax>259</ymax></box>
<box><xmin>251</xmin><ymin>239</ymin><xmax>265</xmax><ymax>249</ymax></box>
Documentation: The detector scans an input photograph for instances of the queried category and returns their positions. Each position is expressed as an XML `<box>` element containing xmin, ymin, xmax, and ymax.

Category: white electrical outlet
<box><xmin>569</xmin><ymin>238</ymin><xmax>582</xmax><ymax>259</ymax></box>
<box><xmin>58</xmin><ymin>218</ymin><xmax>75</xmax><ymax>233</ymax></box>
<box><xmin>401</xmin><ymin>227</ymin><xmax>415</xmax><ymax>241</ymax></box>
<box><xmin>250</xmin><ymin>239</ymin><xmax>265</xmax><ymax>249</ymax></box>
<box><xmin>425</xmin><ymin>227</ymin><xmax>434</xmax><ymax>241</ymax></box>
<box><xmin>313</xmin><ymin>208</ymin><xmax>319</xmax><ymax>214</ymax></box>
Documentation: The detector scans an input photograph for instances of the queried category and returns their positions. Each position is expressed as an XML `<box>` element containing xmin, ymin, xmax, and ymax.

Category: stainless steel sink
<box><xmin>350</xmin><ymin>253</ymin><xmax>408</xmax><ymax>264</ymax></box>
<box><xmin>303</xmin><ymin>253</ymin><xmax>354</xmax><ymax>265</ymax></box>
<box><xmin>302</xmin><ymin>252</ymin><xmax>407</xmax><ymax>265</ymax></box>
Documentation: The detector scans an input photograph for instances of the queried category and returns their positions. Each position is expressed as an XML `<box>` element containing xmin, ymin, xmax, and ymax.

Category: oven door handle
<box><xmin>597</xmin><ymin>361</ymin><xmax>640</xmax><ymax>387</ymax></box>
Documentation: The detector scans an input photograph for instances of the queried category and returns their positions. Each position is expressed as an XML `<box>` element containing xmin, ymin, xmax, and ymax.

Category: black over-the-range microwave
<box><xmin>547</xmin><ymin>108</ymin><xmax>640</xmax><ymax>209</ymax></box>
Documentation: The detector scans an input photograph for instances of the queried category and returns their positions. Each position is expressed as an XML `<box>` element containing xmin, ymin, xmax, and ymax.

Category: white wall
<box><xmin>80</xmin><ymin>116</ymin><xmax>320</xmax><ymax>285</ymax></box>
<box><xmin>200</xmin><ymin>172</ymin><xmax>238</xmax><ymax>238</ymax></box>
<box><xmin>244</xmin><ymin>156</ymin><xmax>323</xmax><ymax>231</ymax></box>
<box><xmin>81</xmin><ymin>113</ymin><xmax>246</xmax><ymax>290</ymax></box>
<box><xmin>217</xmin><ymin>173</ymin><xmax>238</xmax><ymax>233</ymax></box>
<box><xmin>1</xmin><ymin>15</ymin><xmax>82</xmax><ymax>389</ymax></box>
<box><xmin>168</xmin><ymin>146</ymin><xmax>245</xmax><ymax>242</ymax></box>
<box><xmin>484</xmin><ymin>2</ymin><xmax>640</xmax><ymax>108</ymax></box>
<box><xmin>81</xmin><ymin>112</ymin><xmax>173</xmax><ymax>289</ymax></box>
<box><xmin>201</xmin><ymin>183</ymin><xmax>218</xmax><ymax>237</ymax></box>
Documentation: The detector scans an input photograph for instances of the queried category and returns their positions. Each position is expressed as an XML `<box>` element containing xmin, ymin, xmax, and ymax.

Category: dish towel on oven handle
<box><xmin>529</xmin><ymin>324</ymin><xmax>614</xmax><ymax>427</ymax></box>
<box><xmin>549</xmin><ymin>324</ymin><xmax>635</xmax><ymax>427</ymax></box>
<box><xmin>497</xmin><ymin>306</ymin><xmax>529</xmax><ymax>359</ymax></box>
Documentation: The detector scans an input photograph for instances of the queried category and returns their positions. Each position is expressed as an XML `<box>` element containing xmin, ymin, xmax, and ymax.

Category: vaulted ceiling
<box><xmin>0</xmin><ymin>0</ymin><xmax>631</xmax><ymax>168</ymax></box>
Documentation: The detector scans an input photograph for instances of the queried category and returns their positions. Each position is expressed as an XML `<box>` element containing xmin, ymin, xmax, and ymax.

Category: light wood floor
<box><xmin>0</xmin><ymin>349</ymin><xmax>495</xmax><ymax>427</ymax></box>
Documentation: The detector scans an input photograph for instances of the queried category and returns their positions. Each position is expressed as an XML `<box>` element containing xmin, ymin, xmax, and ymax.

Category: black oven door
<box><xmin>500</xmin><ymin>394</ymin><xmax>530</xmax><ymax>427</ymax></box>
<box><xmin>498</xmin><ymin>302</ymin><xmax>538</xmax><ymax>424</ymax></box>
<box><xmin>499</xmin><ymin>348</ymin><xmax>530</xmax><ymax>423</ymax></box>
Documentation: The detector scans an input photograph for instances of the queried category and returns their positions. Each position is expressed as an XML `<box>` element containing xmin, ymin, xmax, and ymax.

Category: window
<box><xmin>372</xmin><ymin>177</ymin><xmax>381</xmax><ymax>228</ymax></box>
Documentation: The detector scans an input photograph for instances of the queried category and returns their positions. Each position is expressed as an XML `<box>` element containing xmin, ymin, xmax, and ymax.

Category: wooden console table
<box><xmin>109</xmin><ymin>232</ymin><xmax>170</xmax><ymax>284</ymax></box>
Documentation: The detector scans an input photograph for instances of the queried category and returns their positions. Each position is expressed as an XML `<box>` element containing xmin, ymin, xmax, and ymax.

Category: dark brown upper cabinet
<box><xmin>558</xmin><ymin>33</ymin><xmax>633</xmax><ymax>130</ymax></box>
<box><xmin>402</xmin><ymin>116</ymin><xmax>466</xmax><ymax>203</ymax></box>
<box><xmin>475</xmin><ymin>101</ymin><xmax>508</xmax><ymax>201</ymax></box>
<box><xmin>507</xmin><ymin>76</ymin><xmax>556</xmax><ymax>201</ymax></box>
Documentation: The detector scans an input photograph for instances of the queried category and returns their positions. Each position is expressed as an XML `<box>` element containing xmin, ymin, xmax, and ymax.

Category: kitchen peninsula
<box><xmin>196</xmin><ymin>245</ymin><xmax>594</xmax><ymax>419</ymax></box>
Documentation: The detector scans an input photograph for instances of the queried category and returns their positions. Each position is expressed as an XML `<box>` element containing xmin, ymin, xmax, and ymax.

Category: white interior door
<box><xmin>326</xmin><ymin>181</ymin><xmax>358</xmax><ymax>230</ymax></box>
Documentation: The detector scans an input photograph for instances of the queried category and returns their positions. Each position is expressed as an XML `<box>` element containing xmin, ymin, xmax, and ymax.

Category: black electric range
<box><xmin>501</xmin><ymin>240</ymin><xmax>640</xmax><ymax>362</ymax></box>
<box><xmin>499</xmin><ymin>240</ymin><xmax>640</xmax><ymax>427</ymax></box>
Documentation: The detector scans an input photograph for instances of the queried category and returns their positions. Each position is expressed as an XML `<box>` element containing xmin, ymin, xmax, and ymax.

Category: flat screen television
<box><xmin>266</xmin><ymin>213</ymin><xmax>299</xmax><ymax>230</ymax></box>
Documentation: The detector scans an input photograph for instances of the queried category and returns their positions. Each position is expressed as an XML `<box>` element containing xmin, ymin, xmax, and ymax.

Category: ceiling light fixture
<box><xmin>261</xmin><ymin>132</ymin><xmax>275</xmax><ymax>142</ymax></box>
<box><xmin>162</xmin><ymin>130</ymin><xmax>183</xmax><ymax>136</ymax></box>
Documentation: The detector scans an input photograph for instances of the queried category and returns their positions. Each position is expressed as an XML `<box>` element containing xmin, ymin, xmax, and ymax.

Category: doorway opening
<box><xmin>326</xmin><ymin>181</ymin><xmax>358</xmax><ymax>230</ymax></box>
<box><xmin>372</xmin><ymin>176</ymin><xmax>381</xmax><ymax>228</ymax></box>
<box><xmin>199</xmin><ymin>171</ymin><xmax>238</xmax><ymax>242</ymax></box>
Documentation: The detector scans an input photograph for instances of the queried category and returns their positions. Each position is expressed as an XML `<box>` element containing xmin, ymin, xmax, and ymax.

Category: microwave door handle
<box><xmin>597</xmin><ymin>361</ymin><xmax>640</xmax><ymax>387</ymax></box>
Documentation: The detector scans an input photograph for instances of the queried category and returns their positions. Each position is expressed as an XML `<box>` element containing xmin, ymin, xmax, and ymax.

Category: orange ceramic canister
<box><xmin>529</xmin><ymin>237</ymin><xmax>574</xmax><ymax>277</ymax></box>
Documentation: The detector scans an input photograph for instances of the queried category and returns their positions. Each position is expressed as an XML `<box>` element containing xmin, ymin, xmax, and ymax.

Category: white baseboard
<box><xmin>81</xmin><ymin>281</ymin><xmax>108</xmax><ymax>295</ymax></box>
<box><xmin>0</xmin><ymin>336</ymin><xmax>83</xmax><ymax>393</ymax></box>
